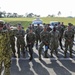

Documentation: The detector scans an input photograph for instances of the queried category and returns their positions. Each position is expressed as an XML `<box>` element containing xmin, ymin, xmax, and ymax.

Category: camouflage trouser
<box><xmin>50</xmin><ymin>43</ymin><xmax>58</xmax><ymax>56</ymax></box>
<box><xmin>38</xmin><ymin>42</ymin><xmax>49</xmax><ymax>59</ymax></box>
<box><xmin>17</xmin><ymin>40</ymin><xmax>25</xmax><ymax>58</ymax></box>
<box><xmin>59</xmin><ymin>37</ymin><xmax>63</xmax><ymax>49</ymax></box>
<box><xmin>64</xmin><ymin>41</ymin><xmax>73</xmax><ymax>57</ymax></box>
<box><xmin>27</xmin><ymin>43</ymin><xmax>34</xmax><ymax>59</ymax></box>
<box><xmin>36</xmin><ymin>36</ymin><xmax>41</xmax><ymax>49</ymax></box>
<box><xmin>10</xmin><ymin>42</ymin><xmax>15</xmax><ymax>57</ymax></box>
<box><xmin>0</xmin><ymin>56</ymin><xmax>11</xmax><ymax>75</ymax></box>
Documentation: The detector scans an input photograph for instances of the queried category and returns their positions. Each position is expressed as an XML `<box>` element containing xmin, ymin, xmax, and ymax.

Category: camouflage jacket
<box><xmin>63</xmin><ymin>29</ymin><xmax>74</xmax><ymax>42</ymax></box>
<box><xmin>0</xmin><ymin>30</ymin><xmax>12</xmax><ymax>57</ymax></box>
<box><xmin>16</xmin><ymin>29</ymin><xmax>25</xmax><ymax>40</ymax></box>
<box><xmin>50</xmin><ymin>30</ymin><xmax>60</xmax><ymax>44</ymax></box>
<box><xmin>57</xmin><ymin>26</ymin><xmax>64</xmax><ymax>37</ymax></box>
<box><xmin>40</xmin><ymin>31</ymin><xmax>50</xmax><ymax>44</ymax></box>
<box><xmin>26</xmin><ymin>32</ymin><xmax>35</xmax><ymax>44</ymax></box>
<box><xmin>35</xmin><ymin>27</ymin><xmax>43</xmax><ymax>36</ymax></box>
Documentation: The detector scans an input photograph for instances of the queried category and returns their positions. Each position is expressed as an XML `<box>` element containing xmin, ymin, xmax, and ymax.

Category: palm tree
<box><xmin>57</xmin><ymin>11</ymin><xmax>61</xmax><ymax>17</ymax></box>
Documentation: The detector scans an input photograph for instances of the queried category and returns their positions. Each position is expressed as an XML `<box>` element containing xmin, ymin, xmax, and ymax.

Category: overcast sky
<box><xmin>0</xmin><ymin>0</ymin><xmax>75</xmax><ymax>17</ymax></box>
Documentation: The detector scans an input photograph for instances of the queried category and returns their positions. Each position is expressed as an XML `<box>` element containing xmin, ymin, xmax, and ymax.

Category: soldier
<box><xmin>6</xmin><ymin>23</ymin><xmax>17</xmax><ymax>57</ymax></box>
<box><xmin>50</xmin><ymin>26</ymin><xmax>60</xmax><ymax>57</ymax></box>
<box><xmin>57</xmin><ymin>22</ymin><xmax>65</xmax><ymax>50</ymax></box>
<box><xmin>32</xmin><ymin>24</ymin><xmax>35</xmax><ymax>32</ymax></box>
<box><xmin>26</xmin><ymin>29</ymin><xmax>35</xmax><ymax>60</ymax></box>
<box><xmin>0</xmin><ymin>21</ymin><xmax>12</xmax><ymax>75</ymax></box>
<box><xmin>38</xmin><ymin>26</ymin><xmax>50</xmax><ymax>60</ymax></box>
<box><xmin>46</xmin><ymin>24</ymin><xmax>52</xmax><ymax>32</ymax></box>
<box><xmin>16</xmin><ymin>24</ymin><xmax>25</xmax><ymax>58</ymax></box>
<box><xmin>26</xmin><ymin>24</ymin><xmax>32</xmax><ymax>34</ymax></box>
<box><xmin>63</xmin><ymin>23</ymin><xmax>74</xmax><ymax>58</ymax></box>
<box><xmin>35</xmin><ymin>24</ymin><xmax>43</xmax><ymax>50</ymax></box>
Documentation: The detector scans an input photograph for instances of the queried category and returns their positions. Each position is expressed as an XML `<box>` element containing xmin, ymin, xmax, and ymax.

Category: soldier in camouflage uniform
<box><xmin>26</xmin><ymin>24</ymin><xmax>35</xmax><ymax>34</ymax></box>
<box><xmin>26</xmin><ymin>24</ymin><xmax>32</xmax><ymax>34</ymax></box>
<box><xmin>35</xmin><ymin>24</ymin><xmax>43</xmax><ymax>50</ymax></box>
<box><xmin>38</xmin><ymin>26</ymin><xmax>50</xmax><ymax>60</ymax></box>
<box><xmin>16</xmin><ymin>24</ymin><xmax>25</xmax><ymax>58</ymax></box>
<box><xmin>50</xmin><ymin>26</ymin><xmax>60</xmax><ymax>57</ymax></box>
<box><xmin>63</xmin><ymin>23</ymin><xmax>74</xmax><ymax>58</ymax></box>
<box><xmin>6</xmin><ymin>23</ymin><xmax>17</xmax><ymax>57</ymax></box>
<box><xmin>57</xmin><ymin>22</ymin><xmax>65</xmax><ymax>50</ymax></box>
<box><xmin>46</xmin><ymin>24</ymin><xmax>52</xmax><ymax>32</ymax></box>
<box><xmin>26</xmin><ymin>29</ymin><xmax>35</xmax><ymax>60</ymax></box>
<box><xmin>0</xmin><ymin>21</ymin><xmax>12</xmax><ymax>75</ymax></box>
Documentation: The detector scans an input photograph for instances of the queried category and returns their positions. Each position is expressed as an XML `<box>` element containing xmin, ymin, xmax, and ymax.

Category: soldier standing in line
<box><xmin>26</xmin><ymin>24</ymin><xmax>32</xmax><ymax>34</ymax></box>
<box><xmin>6</xmin><ymin>23</ymin><xmax>17</xmax><ymax>57</ymax></box>
<box><xmin>50</xmin><ymin>26</ymin><xmax>60</xmax><ymax>57</ymax></box>
<box><xmin>38</xmin><ymin>26</ymin><xmax>50</xmax><ymax>60</ymax></box>
<box><xmin>16</xmin><ymin>24</ymin><xmax>25</xmax><ymax>58</ymax></box>
<box><xmin>35</xmin><ymin>24</ymin><xmax>43</xmax><ymax>50</ymax></box>
<box><xmin>26</xmin><ymin>29</ymin><xmax>35</xmax><ymax>60</ymax></box>
<box><xmin>32</xmin><ymin>24</ymin><xmax>36</xmax><ymax>32</ymax></box>
<box><xmin>0</xmin><ymin>21</ymin><xmax>13</xmax><ymax>75</ymax></box>
<box><xmin>46</xmin><ymin>24</ymin><xmax>52</xmax><ymax>32</ymax></box>
<box><xmin>63</xmin><ymin>23</ymin><xmax>74</xmax><ymax>58</ymax></box>
<box><xmin>57</xmin><ymin>22</ymin><xmax>65</xmax><ymax>50</ymax></box>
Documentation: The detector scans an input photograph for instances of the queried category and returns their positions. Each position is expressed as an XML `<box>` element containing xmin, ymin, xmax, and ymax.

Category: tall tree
<box><xmin>27</xmin><ymin>13</ymin><xmax>34</xmax><ymax>17</ymax></box>
<box><xmin>12</xmin><ymin>13</ymin><xmax>18</xmax><ymax>17</ymax></box>
<box><xmin>7</xmin><ymin>13</ymin><xmax>12</xmax><ymax>17</ymax></box>
<box><xmin>2</xmin><ymin>11</ymin><xmax>6</xmax><ymax>17</ymax></box>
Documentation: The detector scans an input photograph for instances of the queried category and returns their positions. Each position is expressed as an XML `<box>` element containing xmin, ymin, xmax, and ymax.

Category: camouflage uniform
<box><xmin>0</xmin><ymin>30</ymin><xmax>12</xmax><ymax>75</ymax></box>
<box><xmin>16</xmin><ymin>29</ymin><xmax>25</xmax><ymax>58</ymax></box>
<box><xmin>50</xmin><ymin>27</ymin><xmax>60</xmax><ymax>57</ymax></box>
<box><xmin>26</xmin><ymin>25</ymin><xmax>35</xmax><ymax>34</ymax></box>
<box><xmin>26</xmin><ymin>27</ymin><xmax>30</xmax><ymax>34</ymax></box>
<box><xmin>38</xmin><ymin>28</ymin><xmax>50</xmax><ymax>60</ymax></box>
<box><xmin>46</xmin><ymin>24</ymin><xmax>52</xmax><ymax>32</ymax></box>
<box><xmin>35</xmin><ymin>25</ymin><xmax>43</xmax><ymax>49</ymax></box>
<box><xmin>26</xmin><ymin>29</ymin><xmax>35</xmax><ymax>60</ymax></box>
<box><xmin>9</xmin><ymin>29</ymin><xmax>17</xmax><ymax>57</ymax></box>
<box><xmin>64</xmin><ymin>25</ymin><xmax>74</xmax><ymax>58</ymax></box>
<box><xmin>57</xmin><ymin>23</ymin><xmax>65</xmax><ymax>50</ymax></box>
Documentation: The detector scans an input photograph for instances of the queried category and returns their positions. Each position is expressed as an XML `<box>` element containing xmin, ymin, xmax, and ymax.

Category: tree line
<box><xmin>0</xmin><ymin>10</ymin><xmax>61</xmax><ymax>18</ymax></box>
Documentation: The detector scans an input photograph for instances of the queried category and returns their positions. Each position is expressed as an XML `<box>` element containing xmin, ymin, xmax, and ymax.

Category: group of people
<box><xmin>9</xmin><ymin>22</ymin><xmax>75</xmax><ymax>60</ymax></box>
<box><xmin>0</xmin><ymin>21</ymin><xmax>75</xmax><ymax>75</ymax></box>
<box><xmin>26</xmin><ymin>22</ymin><xmax>75</xmax><ymax>60</ymax></box>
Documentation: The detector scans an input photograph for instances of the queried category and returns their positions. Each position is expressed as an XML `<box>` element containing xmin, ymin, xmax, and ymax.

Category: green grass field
<box><xmin>0</xmin><ymin>17</ymin><xmax>75</xmax><ymax>29</ymax></box>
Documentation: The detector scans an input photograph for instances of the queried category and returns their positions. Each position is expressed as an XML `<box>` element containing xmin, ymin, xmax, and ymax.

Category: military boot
<box><xmin>61</xmin><ymin>47</ymin><xmax>64</xmax><ymax>50</ymax></box>
<box><xmin>29</xmin><ymin>57</ymin><xmax>33</xmax><ymax>61</ymax></box>
<box><xmin>39</xmin><ymin>54</ymin><xmax>41</xmax><ymax>60</ymax></box>
<box><xmin>50</xmin><ymin>50</ymin><xmax>53</xmax><ymax>57</ymax></box>
<box><xmin>70</xmin><ymin>53</ymin><xmax>73</xmax><ymax>58</ymax></box>
<box><xmin>64</xmin><ymin>52</ymin><xmax>67</xmax><ymax>58</ymax></box>
<box><xmin>44</xmin><ymin>50</ymin><xmax>48</xmax><ymax>58</ymax></box>
<box><xmin>55</xmin><ymin>50</ymin><xmax>58</xmax><ymax>57</ymax></box>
